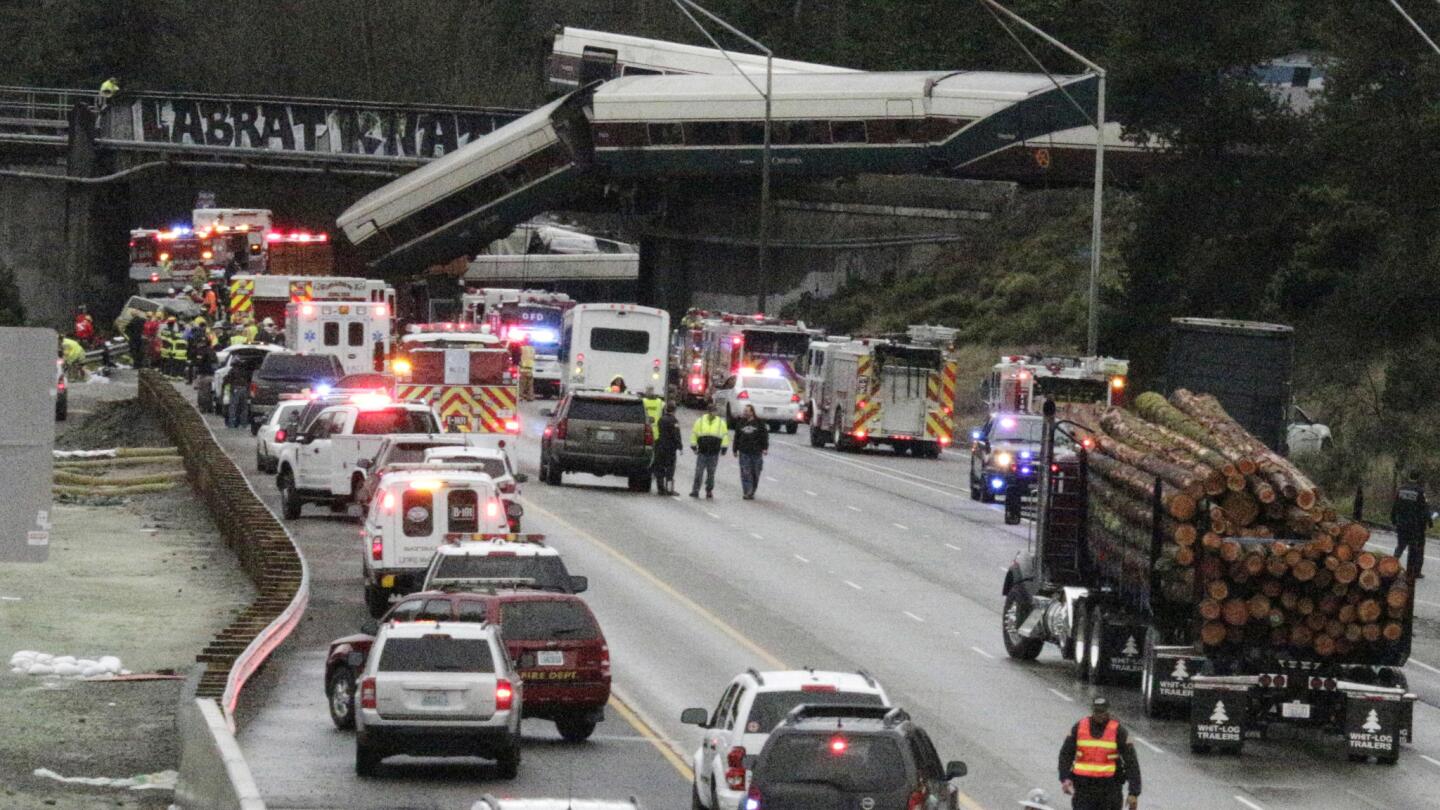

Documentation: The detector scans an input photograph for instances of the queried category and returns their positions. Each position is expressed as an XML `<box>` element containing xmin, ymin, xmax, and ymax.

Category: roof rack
<box><xmin>784</xmin><ymin>704</ymin><xmax>898</xmax><ymax>724</ymax></box>
<box><xmin>431</xmin><ymin>577</ymin><xmax>539</xmax><ymax>593</ymax></box>
<box><xmin>746</xmin><ymin>667</ymin><xmax>766</xmax><ymax>686</ymax></box>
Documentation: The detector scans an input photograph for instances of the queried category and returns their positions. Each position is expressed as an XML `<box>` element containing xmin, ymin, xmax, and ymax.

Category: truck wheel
<box><xmin>1088</xmin><ymin>607</ymin><xmax>1111</xmax><ymax>685</ymax></box>
<box><xmin>785</xmin><ymin>422</ymin><xmax>798</xmax><ymax>434</ymax></box>
<box><xmin>327</xmin><ymin>668</ymin><xmax>357</xmax><ymax>730</ymax></box>
<box><xmin>555</xmin><ymin>716</ymin><xmax>597</xmax><ymax>743</ymax></box>
<box><xmin>1073</xmin><ymin>603</ymin><xmax>1092</xmax><ymax>681</ymax></box>
<box><xmin>808</xmin><ymin>418</ymin><xmax>828</xmax><ymax>447</ymax></box>
<box><xmin>831</xmin><ymin>410</ymin><xmax>848</xmax><ymax>451</ymax></box>
<box><xmin>364</xmin><ymin>583</ymin><xmax>390</xmax><ymax>618</ymax></box>
<box><xmin>355</xmin><ymin>740</ymin><xmax>383</xmax><ymax>776</ymax></box>
<box><xmin>1001</xmin><ymin>589</ymin><xmax>1043</xmax><ymax>660</ymax></box>
<box><xmin>494</xmin><ymin>742</ymin><xmax>521</xmax><ymax>779</ymax></box>
<box><xmin>279</xmin><ymin>471</ymin><xmax>303</xmax><ymax>520</ymax></box>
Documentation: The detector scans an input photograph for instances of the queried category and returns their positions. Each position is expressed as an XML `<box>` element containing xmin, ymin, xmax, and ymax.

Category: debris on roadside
<box><xmin>9</xmin><ymin>651</ymin><xmax>128</xmax><ymax>679</ymax></box>
<box><xmin>32</xmin><ymin>767</ymin><xmax>176</xmax><ymax>791</ymax></box>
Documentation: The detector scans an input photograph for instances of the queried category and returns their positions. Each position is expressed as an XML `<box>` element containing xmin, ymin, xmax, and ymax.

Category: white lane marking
<box><xmin>1131</xmin><ymin>734</ymin><xmax>1163</xmax><ymax>754</ymax></box>
<box><xmin>705</xmin><ymin>511</ymin><xmax>720</xmax><ymax>519</ymax></box>
<box><xmin>794</xmin><ymin>448</ymin><xmax>964</xmax><ymax>497</ymax></box>
<box><xmin>793</xmin><ymin>554</ymin><xmax>810</xmax><ymax>564</ymax></box>
<box><xmin>904</xmin><ymin>611</ymin><xmax>925</xmax><ymax>623</ymax></box>
<box><xmin>843</xmin><ymin>580</ymin><xmax>863</xmax><ymax>591</ymax></box>
<box><xmin>1233</xmin><ymin>796</ymin><xmax>1265</xmax><ymax>810</ymax></box>
<box><xmin>847</xmin><ymin>505</ymin><xmax>862</xmax><ymax>512</ymax></box>
<box><xmin>749</xmin><ymin>532</ymin><xmax>764</xmax><ymax>540</ymax></box>
<box><xmin>893</xmin><ymin>522</ymin><xmax>909</xmax><ymax>530</ymax></box>
<box><xmin>1409</xmin><ymin>658</ymin><xmax>1440</xmax><ymax>676</ymax></box>
<box><xmin>1420</xmin><ymin>754</ymin><xmax>1440</xmax><ymax>769</ymax></box>
<box><xmin>1047</xmin><ymin>688</ymin><xmax>1073</xmax><ymax>702</ymax></box>
<box><xmin>970</xmin><ymin>646</ymin><xmax>994</xmax><ymax>659</ymax></box>
<box><xmin>944</xmin><ymin>543</ymin><xmax>963</xmax><ymax>552</ymax></box>
<box><xmin>765</xmin><ymin>476</ymin><xmax>779</xmax><ymax>482</ymax></box>
<box><xmin>804</xmin><ymin>490</ymin><xmax>818</xmax><ymax>497</ymax></box>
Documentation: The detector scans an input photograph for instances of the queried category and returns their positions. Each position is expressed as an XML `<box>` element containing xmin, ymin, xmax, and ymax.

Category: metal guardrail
<box><xmin>139</xmin><ymin>370</ymin><xmax>309</xmax><ymax>725</ymax></box>
<box><xmin>0</xmin><ymin>85</ymin><xmax>91</xmax><ymax>133</ymax></box>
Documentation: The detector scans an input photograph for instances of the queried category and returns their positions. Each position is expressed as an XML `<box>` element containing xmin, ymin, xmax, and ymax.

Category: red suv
<box><xmin>325</xmin><ymin>589</ymin><xmax>610</xmax><ymax>741</ymax></box>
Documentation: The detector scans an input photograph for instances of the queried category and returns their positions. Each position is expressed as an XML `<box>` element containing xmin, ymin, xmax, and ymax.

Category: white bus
<box><xmin>560</xmin><ymin>303</ymin><xmax>670</xmax><ymax>395</ymax></box>
<box><xmin>546</xmin><ymin>27</ymin><xmax>857</xmax><ymax>95</ymax></box>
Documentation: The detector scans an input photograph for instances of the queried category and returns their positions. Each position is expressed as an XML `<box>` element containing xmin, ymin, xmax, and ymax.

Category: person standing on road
<box><xmin>123</xmin><ymin>308</ymin><xmax>146</xmax><ymax>369</ymax></box>
<box><xmin>1391</xmin><ymin>470</ymin><xmax>1431</xmax><ymax>579</ymax></box>
<box><xmin>733</xmin><ymin>404</ymin><xmax>769</xmax><ymax>500</ymax></box>
<box><xmin>1058</xmin><ymin>697</ymin><xmax>1141</xmax><ymax>810</ymax></box>
<box><xmin>689</xmin><ymin>402</ymin><xmax>730</xmax><ymax>499</ymax></box>
<box><xmin>653</xmin><ymin>402</ymin><xmax>682</xmax><ymax>496</ymax></box>
<box><xmin>226</xmin><ymin>359</ymin><xmax>253</xmax><ymax>429</ymax></box>
<box><xmin>641</xmin><ymin>386</ymin><xmax>664</xmax><ymax>440</ymax></box>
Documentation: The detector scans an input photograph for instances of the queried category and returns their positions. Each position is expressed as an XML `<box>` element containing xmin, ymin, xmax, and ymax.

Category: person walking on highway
<box><xmin>641</xmin><ymin>386</ymin><xmax>664</xmax><ymax>440</ymax></box>
<box><xmin>226</xmin><ymin>357</ymin><xmax>254</xmax><ymax>429</ymax></box>
<box><xmin>689</xmin><ymin>402</ymin><xmax>730</xmax><ymax>499</ymax></box>
<box><xmin>1058</xmin><ymin>698</ymin><xmax>1141</xmax><ymax>810</ymax></box>
<box><xmin>733</xmin><ymin>404</ymin><xmax>769</xmax><ymax>500</ymax></box>
<box><xmin>1391</xmin><ymin>470</ymin><xmax>1431</xmax><ymax>579</ymax></box>
<box><xmin>653</xmin><ymin>402</ymin><xmax>682</xmax><ymax>496</ymax></box>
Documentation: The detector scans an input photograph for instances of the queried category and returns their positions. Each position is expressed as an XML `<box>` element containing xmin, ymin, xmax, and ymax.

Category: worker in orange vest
<box><xmin>201</xmin><ymin>283</ymin><xmax>219</xmax><ymax>319</ymax></box>
<box><xmin>1058</xmin><ymin>698</ymin><xmax>1141</xmax><ymax>810</ymax></box>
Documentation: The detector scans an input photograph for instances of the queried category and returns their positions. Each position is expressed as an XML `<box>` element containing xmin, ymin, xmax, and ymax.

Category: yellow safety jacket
<box><xmin>172</xmin><ymin>332</ymin><xmax>189</xmax><ymax>361</ymax></box>
<box><xmin>61</xmin><ymin>338</ymin><xmax>86</xmax><ymax>365</ymax></box>
<box><xmin>691</xmin><ymin>413</ymin><xmax>730</xmax><ymax>453</ymax></box>
<box><xmin>642</xmin><ymin>396</ymin><xmax>664</xmax><ymax>440</ymax></box>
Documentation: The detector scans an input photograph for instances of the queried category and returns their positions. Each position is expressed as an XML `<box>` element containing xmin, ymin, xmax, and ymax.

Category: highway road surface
<box><xmin>180</xmin><ymin>385</ymin><xmax>1440</xmax><ymax>810</ymax></box>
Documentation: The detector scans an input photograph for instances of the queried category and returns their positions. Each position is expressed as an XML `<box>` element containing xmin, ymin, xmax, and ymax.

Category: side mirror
<box><xmin>945</xmin><ymin>761</ymin><xmax>967</xmax><ymax>779</ymax></box>
<box><xmin>539</xmin><ymin>407</ymin><xmax>555</xmax><ymax>418</ymax></box>
<box><xmin>568</xmin><ymin>575</ymin><xmax>589</xmax><ymax>594</ymax></box>
<box><xmin>680</xmin><ymin>707</ymin><xmax>710</xmax><ymax>727</ymax></box>
<box><xmin>360</xmin><ymin>618</ymin><xmax>379</xmax><ymax>635</ymax></box>
<box><xmin>357</xmin><ymin>458</ymin><xmax>373</xmax><ymax>470</ymax></box>
<box><xmin>514</xmin><ymin>473</ymin><xmax>529</xmax><ymax>484</ymax></box>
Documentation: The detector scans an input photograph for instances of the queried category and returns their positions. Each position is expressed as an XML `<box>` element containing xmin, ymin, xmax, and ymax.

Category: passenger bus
<box><xmin>545</xmin><ymin>26</ymin><xmax>857</xmax><ymax>96</ymax></box>
<box><xmin>336</xmin><ymin>91</ymin><xmax>595</xmax><ymax>274</ymax></box>
<box><xmin>560</xmin><ymin>303</ymin><xmax>670</xmax><ymax>395</ymax></box>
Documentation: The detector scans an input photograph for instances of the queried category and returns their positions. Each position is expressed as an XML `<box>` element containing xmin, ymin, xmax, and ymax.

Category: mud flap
<box><xmin>1095</xmin><ymin>622</ymin><xmax>1145</xmax><ymax>684</ymax></box>
<box><xmin>1150</xmin><ymin>647</ymin><xmax>1202</xmax><ymax>714</ymax></box>
<box><xmin>1191</xmin><ymin>686</ymin><xmax>1246</xmax><ymax>754</ymax></box>
<box><xmin>1345</xmin><ymin>698</ymin><xmax>1403</xmax><ymax>762</ymax></box>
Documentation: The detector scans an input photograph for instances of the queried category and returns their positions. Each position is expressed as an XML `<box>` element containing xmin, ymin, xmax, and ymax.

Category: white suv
<box><xmin>421</xmin><ymin>538</ymin><xmax>588</xmax><ymax>595</ymax></box>
<box><xmin>680</xmin><ymin>669</ymin><xmax>889</xmax><ymax>810</ymax></box>
<box><xmin>355</xmin><ymin>620</ymin><xmax>523</xmax><ymax>778</ymax></box>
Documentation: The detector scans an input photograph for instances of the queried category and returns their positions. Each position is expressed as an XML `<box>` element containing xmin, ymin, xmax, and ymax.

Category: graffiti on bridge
<box><xmin>129</xmin><ymin>98</ymin><xmax>516</xmax><ymax>159</ymax></box>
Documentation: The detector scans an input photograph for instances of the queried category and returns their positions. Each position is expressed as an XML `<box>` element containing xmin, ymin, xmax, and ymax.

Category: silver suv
<box><xmin>355</xmin><ymin>620</ymin><xmax>523</xmax><ymax>778</ymax></box>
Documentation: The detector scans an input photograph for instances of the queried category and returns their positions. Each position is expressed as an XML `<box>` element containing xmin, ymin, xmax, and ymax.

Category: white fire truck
<box><xmin>805</xmin><ymin>339</ymin><xmax>958</xmax><ymax>458</ymax></box>
<box><xmin>985</xmin><ymin>354</ymin><xmax>1129</xmax><ymax>414</ymax></box>
<box><xmin>391</xmin><ymin>324</ymin><xmax>521</xmax><ymax>435</ymax></box>
<box><xmin>697</xmin><ymin>313</ymin><xmax>813</xmax><ymax>404</ymax></box>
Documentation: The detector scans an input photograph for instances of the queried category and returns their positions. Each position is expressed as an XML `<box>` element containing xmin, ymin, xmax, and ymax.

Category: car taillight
<box><xmin>370</xmin><ymin>535</ymin><xmax>383</xmax><ymax>561</ymax></box>
<box><xmin>556</xmin><ymin>419</ymin><xmax>568</xmax><ymax>440</ymax></box>
<box><xmin>853</xmin><ymin>430</ymin><xmax>867</xmax><ymax>440</ymax></box>
<box><xmin>644</xmin><ymin>426</ymin><xmax>654</xmax><ymax>446</ymax></box>
<box><xmin>249</xmin><ymin>382</ymin><xmax>258</xmax><ymax>396</ymax></box>
<box><xmin>274</xmin><ymin>429</ymin><xmax>286</xmax><ymax>442</ymax></box>
<box><xmin>907</xmin><ymin>788</ymin><xmax>927</xmax><ymax>810</ymax></box>
<box><xmin>495</xmin><ymin>678</ymin><xmax>514</xmax><ymax>711</ymax></box>
<box><xmin>727</xmin><ymin>745</ymin><xmax>746</xmax><ymax>769</ymax></box>
<box><xmin>737</xmin><ymin>390</ymin><xmax>749</xmax><ymax>399</ymax></box>
<box><xmin>790</xmin><ymin>394</ymin><xmax>800</xmax><ymax>403</ymax></box>
<box><xmin>745</xmin><ymin>786</ymin><xmax>761</xmax><ymax>810</ymax></box>
<box><xmin>499</xmin><ymin>481</ymin><xmax>516</xmax><ymax>494</ymax></box>
<box><xmin>543</xmin><ymin>425</ymin><xmax>553</xmax><ymax>439</ymax></box>
<box><xmin>359</xmin><ymin>677</ymin><xmax>376</xmax><ymax>709</ymax></box>
<box><xmin>725</xmin><ymin>744</ymin><xmax>747</xmax><ymax>790</ymax></box>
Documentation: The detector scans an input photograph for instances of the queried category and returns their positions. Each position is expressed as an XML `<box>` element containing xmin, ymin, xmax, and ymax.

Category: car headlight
<box><xmin>993</xmin><ymin>451</ymin><xmax>1012</xmax><ymax>468</ymax></box>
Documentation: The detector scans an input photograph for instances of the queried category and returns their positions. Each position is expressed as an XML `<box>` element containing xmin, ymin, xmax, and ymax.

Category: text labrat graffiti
<box><xmin>133</xmin><ymin>100</ymin><xmax>513</xmax><ymax>158</ymax></box>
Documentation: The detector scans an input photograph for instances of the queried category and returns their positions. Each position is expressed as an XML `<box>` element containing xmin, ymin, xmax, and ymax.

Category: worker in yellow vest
<box><xmin>641</xmin><ymin>386</ymin><xmax>664</xmax><ymax>441</ymax></box>
<box><xmin>518</xmin><ymin>343</ymin><xmax>536</xmax><ymax>401</ymax></box>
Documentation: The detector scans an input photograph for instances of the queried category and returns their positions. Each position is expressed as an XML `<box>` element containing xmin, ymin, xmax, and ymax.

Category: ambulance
<box><xmin>984</xmin><ymin>354</ymin><xmax>1128</xmax><ymax>414</ymax></box>
<box><xmin>285</xmin><ymin>295</ymin><xmax>393</xmax><ymax>376</ymax></box>
<box><xmin>804</xmin><ymin>339</ymin><xmax>958</xmax><ymax>458</ymax></box>
<box><xmin>391</xmin><ymin>323</ymin><xmax>521</xmax><ymax>435</ymax></box>
<box><xmin>229</xmin><ymin>274</ymin><xmax>391</xmax><ymax>330</ymax></box>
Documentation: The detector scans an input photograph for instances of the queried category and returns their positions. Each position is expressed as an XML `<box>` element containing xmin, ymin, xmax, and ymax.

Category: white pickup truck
<box><xmin>275</xmin><ymin>398</ymin><xmax>442</xmax><ymax>519</ymax></box>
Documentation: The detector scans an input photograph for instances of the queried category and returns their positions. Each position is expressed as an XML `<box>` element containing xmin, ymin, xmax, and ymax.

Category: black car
<box><xmin>539</xmin><ymin>391</ymin><xmax>653</xmax><ymax>491</ymax></box>
<box><xmin>746</xmin><ymin>705</ymin><xmax>966</xmax><ymax>810</ymax></box>
<box><xmin>248</xmin><ymin>353</ymin><xmax>345</xmax><ymax>431</ymax></box>
<box><xmin>967</xmin><ymin>413</ymin><xmax>1045</xmax><ymax>503</ymax></box>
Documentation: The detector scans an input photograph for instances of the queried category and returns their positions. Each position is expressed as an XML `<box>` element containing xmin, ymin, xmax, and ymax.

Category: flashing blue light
<box><xmin>1020</xmin><ymin>466</ymin><xmax>1033</xmax><ymax>475</ymax></box>
<box><xmin>1020</xmin><ymin>450</ymin><xmax>1033</xmax><ymax>460</ymax></box>
<box><xmin>172</xmin><ymin>225</ymin><xmax>191</xmax><ymax>235</ymax></box>
<box><xmin>315</xmin><ymin>384</ymin><xmax>332</xmax><ymax>396</ymax></box>
<box><xmin>970</xmin><ymin>429</ymin><xmax>982</xmax><ymax>440</ymax></box>
<box><xmin>990</xmin><ymin>477</ymin><xmax>1005</xmax><ymax>490</ymax></box>
<box><xmin>745</xmin><ymin>800</ymin><xmax>759</xmax><ymax>810</ymax></box>
<box><xmin>530</xmin><ymin>328</ymin><xmax>557</xmax><ymax>344</ymax></box>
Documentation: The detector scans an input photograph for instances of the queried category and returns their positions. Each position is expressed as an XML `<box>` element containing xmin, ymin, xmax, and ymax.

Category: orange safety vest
<box><xmin>1072</xmin><ymin>718</ymin><xmax>1120</xmax><ymax>778</ymax></box>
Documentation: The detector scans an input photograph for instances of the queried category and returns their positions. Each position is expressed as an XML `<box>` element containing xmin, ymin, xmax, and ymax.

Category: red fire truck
<box><xmin>391</xmin><ymin>324</ymin><xmax>521</xmax><ymax>435</ymax></box>
<box><xmin>695</xmin><ymin>313</ymin><xmax>812</xmax><ymax>405</ymax></box>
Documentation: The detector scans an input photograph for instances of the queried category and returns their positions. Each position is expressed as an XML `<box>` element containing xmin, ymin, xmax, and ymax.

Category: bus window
<box><xmin>591</xmin><ymin>327</ymin><xmax>649</xmax><ymax>354</ymax></box>
<box><xmin>686</xmin><ymin>121</ymin><xmax>732</xmax><ymax>145</ymax></box>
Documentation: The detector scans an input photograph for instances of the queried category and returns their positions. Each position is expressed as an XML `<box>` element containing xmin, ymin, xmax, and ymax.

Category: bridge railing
<box><xmin>0</xmin><ymin>85</ymin><xmax>93</xmax><ymax>136</ymax></box>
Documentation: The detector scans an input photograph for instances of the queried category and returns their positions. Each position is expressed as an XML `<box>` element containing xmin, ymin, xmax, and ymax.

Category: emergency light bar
<box><xmin>265</xmin><ymin>231</ymin><xmax>329</xmax><ymax>243</ymax></box>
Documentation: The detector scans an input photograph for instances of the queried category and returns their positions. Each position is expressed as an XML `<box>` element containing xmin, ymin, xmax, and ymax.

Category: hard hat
<box><xmin>1018</xmin><ymin>788</ymin><xmax>1054</xmax><ymax>809</ymax></box>
<box><xmin>193</xmin><ymin>317</ymin><xmax>206</xmax><ymax>326</ymax></box>
<box><xmin>183</xmin><ymin>285</ymin><xmax>195</xmax><ymax>293</ymax></box>
<box><xmin>1091</xmin><ymin>697</ymin><xmax>1110</xmax><ymax>711</ymax></box>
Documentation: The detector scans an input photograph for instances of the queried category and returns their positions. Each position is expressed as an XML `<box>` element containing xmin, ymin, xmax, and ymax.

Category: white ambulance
<box><xmin>286</xmin><ymin>296</ymin><xmax>393</xmax><ymax>376</ymax></box>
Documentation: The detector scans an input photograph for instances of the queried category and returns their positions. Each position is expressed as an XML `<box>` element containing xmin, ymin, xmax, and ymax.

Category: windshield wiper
<box><xmin>550</xmin><ymin>626</ymin><xmax>588</xmax><ymax>637</ymax></box>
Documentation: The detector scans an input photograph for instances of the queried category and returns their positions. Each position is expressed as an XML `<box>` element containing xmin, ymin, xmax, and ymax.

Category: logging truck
<box><xmin>1000</xmin><ymin>400</ymin><xmax>1417</xmax><ymax>763</ymax></box>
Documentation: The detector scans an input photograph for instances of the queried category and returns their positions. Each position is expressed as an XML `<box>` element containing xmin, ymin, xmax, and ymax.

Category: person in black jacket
<box><xmin>1392</xmin><ymin>470</ymin><xmax>1432</xmax><ymax>579</ymax></box>
<box><xmin>652</xmin><ymin>402</ymin><xmax>683</xmax><ymax>496</ymax></box>
<box><xmin>1058</xmin><ymin>698</ymin><xmax>1141</xmax><ymax>810</ymax></box>
<box><xmin>732</xmin><ymin>404</ymin><xmax>769</xmax><ymax>500</ymax></box>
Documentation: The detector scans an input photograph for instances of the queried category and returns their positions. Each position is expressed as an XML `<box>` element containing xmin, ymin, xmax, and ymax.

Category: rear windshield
<box><xmin>590</xmin><ymin>327</ymin><xmax>649</xmax><ymax>354</ymax></box>
<box><xmin>759</xmin><ymin>733</ymin><xmax>906</xmax><ymax>792</ymax></box>
<box><xmin>738</xmin><ymin>376</ymin><xmax>793</xmax><ymax>391</ymax></box>
<box><xmin>377</xmin><ymin>636</ymin><xmax>495</xmax><ymax>673</ymax></box>
<box><xmin>742</xmin><ymin>330</ymin><xmax>810</xmax><ymax>358</ymax></box>
<box><xmin>991</xmin><ymin>416</ymin><xmax>1044</xmax><ymax>442</ymax></box>
<box><xmin>260</xmin><ymin>354</ymin><xmax>339</xmax><ymax>380</ymax></box>
<box><xmin>383</xmin><ymin>441</ymin><xmax>451</xmax><ymax>465</ymax></box>
<box><xmin>499</xmin><ymin>600</ymin><xmax>599</xmax><ymax>641</ymax></box>
<box><xmin>747</xmin><ymin>691</ymin><xmax>885</xmax><ymax>734</ymax></box>
<box><xmin>354</xmin><ymin>409</ymin><xmax>438</xmax><ymax>435</ymax></box>
<box><xmin>430</xmin><ymin>457</ymin><xmax>507</xmax><ymax>478</ymax></box>
<box><xmin>433</xmin><ymin>554</ymin><xmax>571</xmax><ymax>591</ymax></box>
<box><xmin>568</xmin><ymin>399</ymin><xmax>644</xmax><ymax>423</ymax></box>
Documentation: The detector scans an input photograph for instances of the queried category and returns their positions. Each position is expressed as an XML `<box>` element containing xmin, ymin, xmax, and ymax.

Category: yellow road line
<box><xmin>528</xmin><ymin>499</ymin><xmax>988</xmax><ymax>810</ymax></box>
<box><xmin>609</xmin><ymin>693</ymin><xmax>693</xmax><ymax>782</ymax></box>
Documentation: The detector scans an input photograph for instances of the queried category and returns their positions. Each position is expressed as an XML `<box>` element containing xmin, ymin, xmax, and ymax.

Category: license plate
<box><xmin>421</xmin><ymin>692</ymin><xmax>448</xmax><ymax>707</ymax></box>
<box><xmin>763</xmin><ymin>408</ymin><xmax>777</xmax><ymax>416</ymax></box>
<box><xmin>595</xmin><ymin>429</ymin><xmax>617</xmax><ymax>443</ymax></box>
<box><xmin>1281</xmin><ymin>701</ymin><xmax>1310</xmax><ymax>719</ymax></box>
<box><xmin>537</xmin><ymin>650</ymin><xmax>565</xmax><ymax>667</ymax></box>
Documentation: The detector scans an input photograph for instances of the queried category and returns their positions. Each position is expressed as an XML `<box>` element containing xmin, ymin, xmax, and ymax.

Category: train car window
<box><xmin>775</xmin><ymin>121</ymin><xmax>827</xmax><ymax>145</ymax></box>
<box><xmin>736</xmin><ymin>121</ymin><xmax>766</xmax><ymax>145</ymax></box>
<box><xmin>647</xmin><ymin>123</ymin><xmax>684</xmax><ymax>145</ymax></box>
<box><xmin>686</xmin><ymin>121</ymin><xmax>733</xmax><ymax>146</ymax></box>
<box><xmin>622</xmin><ymin>65</ymin><xmax>661</xmax><ymax>76</ymax></box>
<box><xmin>831</xmin><ymin>120</ymin><xmax>867</xmax><ymax>144</ymax></box>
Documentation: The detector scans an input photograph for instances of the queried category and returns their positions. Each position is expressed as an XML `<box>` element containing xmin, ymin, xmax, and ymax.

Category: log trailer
<box><xmin>1000</xmin><ymin>401</ymin><xmax>1416</xmax><ymax>762</ymax></box>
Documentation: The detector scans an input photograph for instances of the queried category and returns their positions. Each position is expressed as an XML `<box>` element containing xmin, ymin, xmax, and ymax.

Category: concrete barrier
<box><xmin>175</xmin><ymin>698</ymin><xmax>266</xmax><ymax>810</ymax></box>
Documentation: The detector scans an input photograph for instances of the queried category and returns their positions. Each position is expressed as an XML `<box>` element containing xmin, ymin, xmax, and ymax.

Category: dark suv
<box><xmin>746</xmin><ymin>705</ymin><xmax>967</xmax><ymax>810</ymax></box>
<box><xmin>249</xmin><ymin>353</ymin><xmax>345</xmax><ymax>430</ymax></box>
<box><xmin>540</xmin><ymin>391</ymin><xmax>653</xmax><ymax>491</ymax></box>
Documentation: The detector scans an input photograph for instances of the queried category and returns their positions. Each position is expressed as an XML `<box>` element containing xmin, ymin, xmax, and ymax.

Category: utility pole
<box><xmin>670</xmin><ymin>0</ymin><xmax>774</xmax><ymax>313</ymax></box>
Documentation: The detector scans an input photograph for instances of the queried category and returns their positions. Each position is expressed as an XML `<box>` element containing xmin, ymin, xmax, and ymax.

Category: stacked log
<box><xmin>1076</xmin><ymin>390</ymin><xmax>1411</xmax><ymax>660</ymax></box>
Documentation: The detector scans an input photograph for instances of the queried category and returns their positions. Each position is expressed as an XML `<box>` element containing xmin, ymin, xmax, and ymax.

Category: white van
<box><xmin>560</xmin><ymin>303</ymin><xmax>669</xmax><ymax>395</ymax></box>
<box><xmin>361</xmin><ymin>464</ymin><xmax>511</xmax><ymax>616</ymax></box>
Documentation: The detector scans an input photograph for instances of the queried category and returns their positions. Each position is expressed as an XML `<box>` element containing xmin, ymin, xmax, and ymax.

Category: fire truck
<box><xmin>229</xmin><ymin>274</ymin><xmax>391</xmax><ymax>330</ymax></box>
<box><xmin>483</xmin><ymin>291</ymin><xmax>574</xmax><ymax>397</ymax></box>
<box><xmin>129</xmin><ymin>227</ymin><xmax>223</xmax><ymax>294</ymax></box>
<box><xmin>697</xmin><ymin>313</ymin><xmax>813</xmax><ymax>404</ymax></box>
<box><xmin>985</xmin><ymin>354</ymin><xmax>1129</xmax><ymax>414</ymax></box>
<box><xmin>193</xmin><ymin>208</ymin><xmax>271</xmax><ymax>272</ymax></box>
<box><xmin>675</xmin><ymin>308</ymin><xmax>717</xmax><ymax>405</ymax></box>
<box><xmin>804</xmin><ymin>339</ymin><xmax>958</xmax><ymax>458</ymax></box>
<box><xmin>390</xmin><ymin>323</ymin><xmax>521</xmax><ymax>435</ymax></box>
